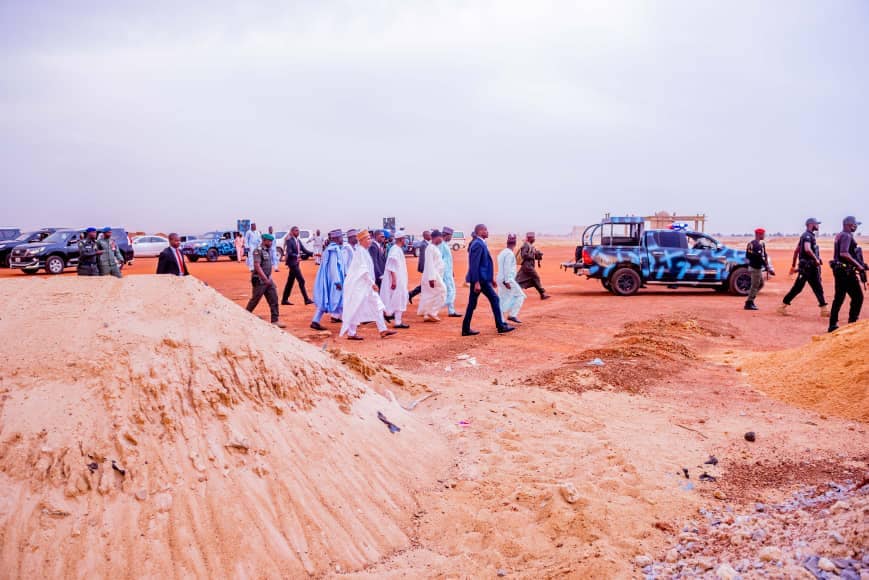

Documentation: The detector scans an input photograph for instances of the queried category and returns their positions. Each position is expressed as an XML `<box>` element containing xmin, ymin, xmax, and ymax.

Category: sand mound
<box><xmin>523</xmin><ymin>315</ymin><xmax>726</xmax><ymax>393</ymax></box>
<box><xmin>0</xmin><ymin>276</ymin><xmax>448</xmax><ymax>578</ymax></box>
<box><xmin>744</xmin><ymin>320</ymin><xmax>869</xmax><ymax>422</ymax></box>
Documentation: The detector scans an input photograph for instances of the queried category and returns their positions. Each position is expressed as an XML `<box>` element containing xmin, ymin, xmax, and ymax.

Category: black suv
<box><xmin>0</xmin><ymin>229</ymin><xmax>57</xmax><ymax>267</ymax></box>
<box><xmin>10</xmin><ymin>228</ymin><xmax>134</xmax><ymax>275</ymax></box>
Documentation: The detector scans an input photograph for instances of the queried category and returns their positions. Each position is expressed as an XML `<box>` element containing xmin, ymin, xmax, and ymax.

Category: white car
<box><xmin>132</xmin><ymin>235</ymin><xmax>170</xmax><ymax>257</ymax></box>
<box><xmin>275</xmin><ymin>228</ymin><xmax>314</xmax><ymax>261</ymax></box>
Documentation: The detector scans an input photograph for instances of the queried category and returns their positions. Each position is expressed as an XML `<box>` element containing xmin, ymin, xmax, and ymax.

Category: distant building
<box><xmin>644</xmin><ymin>211</ymin><xmax>707</xmax><ymax>232</ymax></box>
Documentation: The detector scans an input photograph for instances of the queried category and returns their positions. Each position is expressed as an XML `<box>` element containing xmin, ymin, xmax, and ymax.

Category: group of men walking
<box><xmin>246</xmin><ymin>225</ymin><xmax>550</xmax><ymax>339</ymax></box>
<box><xmin>76</xmin><ymin>227</ymin><xmax>126</xmax><ymax>278</ymax></box>
<box><xmin>746</xmin><ymin>216</ymin><xmax>865</xmax><ymax>333</ymax></box>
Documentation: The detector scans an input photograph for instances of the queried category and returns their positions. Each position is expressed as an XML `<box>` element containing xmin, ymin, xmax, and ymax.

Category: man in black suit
<box><xmin>462</xmin><ymin>224</ymin><xmax>514</xmax><ymax>336</ymax></box>
<box><xmin>369</xmin><ymin>230</ymin><xmax>387</xmax><ymax>289</ymax></box>
<box><xmin>408</xmin><ymin>229</ymin><xmax>431</xmax><ymax>302</ymax></box>
<box><xmin>281</xmin><ymin>226</ymin><xmax>314</xmax><ymax>305</ymax></box>
<box><xmin>156</xmin><ymin>233</ymin><xmax>189</xmax><ymax>276</ymax></box>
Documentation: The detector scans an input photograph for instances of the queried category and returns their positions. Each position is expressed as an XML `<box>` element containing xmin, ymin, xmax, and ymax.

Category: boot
<box><xmin>744</xmin><ymin>300</ymin><xmax>758</xmax><ymax>311</ymax></box>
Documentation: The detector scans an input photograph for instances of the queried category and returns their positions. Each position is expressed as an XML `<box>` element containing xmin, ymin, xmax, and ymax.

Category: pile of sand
<box><xmin>0</xmin><ymin>276</ymin><xmax>448</xmax><ymax>577</ymax></box>
<box><xmin>744</xmin><ymin>320</ymin><xmax>869</xmax><ymax>422</ymax></box>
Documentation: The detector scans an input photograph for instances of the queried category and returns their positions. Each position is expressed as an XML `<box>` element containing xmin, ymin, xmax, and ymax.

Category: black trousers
<box><xmin>77</xmin><ymin>263</ymin><xmax>99</xmax><ymax>276</ymax></box>
<box><xmin>462</xmin><ymin>281</ymin><xmax>505</xmax><ymax>333</ymax></box>
<box><xmin>829</xmin><ymin>268</ymin><xmax>863</xmax><ymax>328</ymax></box>
<box><xmin>281</xmin><ymin>261</ymin><xmax>310</xmax><ymax>303</ymax></box>
<box><xmin>783</xmin><ymin>265</ymin><xmax>826</xmax><ymax>306</ymax></box>
<box><xmin>409</xmin><ymin>285</ymin><xmax>421</xmax><ymax>299</ymax></box>
<box><xmin>247</xmin><ymin>279</ymin><xmax>280</xmax><ymax>322</ymax></box>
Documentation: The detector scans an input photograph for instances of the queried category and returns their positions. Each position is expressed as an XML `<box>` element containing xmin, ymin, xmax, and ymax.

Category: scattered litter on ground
<box><xmin>377</xmin><ymin>411</ymin><xmax>401</xmax><ymax>433</ymax></box>
<box><xmin>744</xmin><ymin>431</ymin><xmax>756</xmax><ymax>442</ymax></box>
<box><xmin>587</xmin><ymin>358</ymin><xmax>605</xmax><ymax>366</ymax></box>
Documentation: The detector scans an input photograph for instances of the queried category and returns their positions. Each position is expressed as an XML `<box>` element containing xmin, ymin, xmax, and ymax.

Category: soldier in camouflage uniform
<box><xmin>97</xmin><ymin>227</ymin><xmax>124</xmax><ymax>278</ymax></box>
<box><xmin>77</xmin><ymin>227</ymin><xmax>101</xmax><ymax>276</ymax></box>
<box><xmin>246</xmin><ymin>233</ymin><xmax>286</xmax><ymax>328</ymax></box>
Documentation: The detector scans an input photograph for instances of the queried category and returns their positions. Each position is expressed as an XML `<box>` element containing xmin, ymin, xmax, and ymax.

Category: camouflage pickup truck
<box><xmin>562</xmin><ymin>216</ymin><xmax>752</xmax><ymax>296</ymax></box>
<box><xmin>181</xmin><ymin>230</ymin><xmax>239</xmax><ymax>262</ymax></box>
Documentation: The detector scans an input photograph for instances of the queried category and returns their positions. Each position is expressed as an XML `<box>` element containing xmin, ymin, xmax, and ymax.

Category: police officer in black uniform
<box><xmin>828</xmin><ymin>215</ymin><xmax>866</xmax><ymax>332</ymax></box>
<box><xmin>779</xmin><ymin>217</ymin><xmax>828</xmax><ymax>317</ymax></box>
<box><xmin>77</xmin><ymin>227</ymin><xmax>102</xmax><ymax>276</ymax></box>
<box><xmin>246</xmin><ymin>233</ymin><xmax>286</xmax><ymax>328</ymax></box>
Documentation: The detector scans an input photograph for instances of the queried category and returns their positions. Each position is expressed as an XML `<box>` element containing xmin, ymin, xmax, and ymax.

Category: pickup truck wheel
<box><xmin>46</xmin><ymin>255</ymin><xmax>65</xmax><ymax>275</ymax></box>
<box><xmin>452</xmin><ymin>243</ymin><xmax>460</xmax><ymax>251</ymax></box>
<box><xmin>729</xmin><ymin>267</ymin><xmax>752</xmax><ymax>296</ymax></box>
<box><xmin>188</xmin><ymin>255</ymin><xmax>200</xmax><ymax>263</ymax></box>
<box><xmin>206</xmin><ymin>248</ymin><xmax>219</xmax><ymax>262</ymax></box>
<box><xmin>610</xmin><ymin>268</ymin><xmax>641</xmax><ymax>296</ymax></box>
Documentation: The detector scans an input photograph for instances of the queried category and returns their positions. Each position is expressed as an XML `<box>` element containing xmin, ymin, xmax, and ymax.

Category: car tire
<box><xmin>2</xmin><ymin>254</ymin><xmax>10</xmax><ymax>268</ymax></box>
<box><xmin>728</xmin><ymin>267</ymin><xmax>752</xmax><ymax>296</ymax></box>
<box><xmin>601</xmin><ymin>278</ymin><xmax>615</xmax><ymax>293</ymax></box>
<box><xmin>46</xmin><ymin>255</ymin><xmax>65</xmax><ymax>275</ymax></box>
<box><xmin>276</xmin><ymin>247</ymin><xmax>284</xmax><ymax>261</ymax></box>
<box><xmin>206</xmin><ymin>248</ymin><xmax>219</xmax><ymax>262</ymax></box>
<box><xmin>452</xmin><ymin>243</ymin><xmax>461</xmax><ymax>252</ymax></box>
<box><xmin>609</xmin><ymin>267</ymin><xmax>641</xmax><ymax>296</ymax></box>
<box><xmin>22</xmin><ymin>268</ymin><xmax>39</xmax><ymax>275</ymax></box>
<box><xmin>188</xmin><ymin>255</ymin><xmax>200</xmax><ymax>263</ymax></box>
<box><xmin>412</xmin><ymin>248</ymin><xmax>418</xmax><ymax>257</ymax></box>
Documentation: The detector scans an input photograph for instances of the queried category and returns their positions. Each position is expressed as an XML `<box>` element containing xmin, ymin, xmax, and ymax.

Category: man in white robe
<box><xmin>379</xmin><ymin>234</ymin><xmax>410</xmax><ymax>328</ymax></box>
<box><xmin>339</xmin><ymin>229</ymin><xmax>397</xmax><ymax>340</ymax></box>
<box><xmin>417</xmin><ymin>230</ymin><xmax>448</xmax><ymax>321</ymax></box>
<box><xmin>244</xmin><ymin>223</ymin><xmax>262</xmax><ymax>271</ymax></box>
<box><xmin>497</xmin><ymin>234</ymin><xmax>526</xmax><ymax>324</ymax></box>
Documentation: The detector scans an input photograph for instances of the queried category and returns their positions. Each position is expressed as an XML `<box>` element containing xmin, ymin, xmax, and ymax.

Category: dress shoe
<box><xmin>331</xmin><ymin>316</ymin><xmax>343</xmax><ymax>323</ymax></box>
<box><xmin>281</xmin><ymin>300</ymin><xmax>293</xmax><ymax>306</ymax></box>
<box><xmin>380</xmin><ymin>330</ymin><xmax>397</xmax><ymax>338</ymax></box>
<box><xmin>394</xmin><ymin>323</ymin><xmax>410</xmax><ymax>329</ymax></box>
<box><xmin>384</xmin><ymin>315</ymin><xmax>394</xmax><ymax>322</ymax></box>
<box><xmin>273</xmin><ymin>321</ymin><xmax>287</xmax><ymax>328</ymax></box>
<box><xmin>777</xmin><ymin>304</ymin><xmax>789</xmax><ymax>316</ymax></box>
<box><xmin>462</xmin><ymin>329</ymin><xmax>480</xmax><ymax>336</ymax></box>
<box><xmin>541</xmin><ymin>294</ymin><xmax>551</xmax><ymax>300</ymax></box>
<box><xmin>744</xmin><ymin>301</ymin><xmax>758</xmax><ymax>311</ymax></box>
<box><xmin>828</xmin><ymin>325</ymin><xmax>839</xmax><ymax>333</ymax></box>
<box><xmin>347</xmin><ymin>334</ymin><xmax>364</xmax><ymax>341</ymax></box>
<box><xmin>820</xmin><ymin>305</ymin><xmax>830</xmax><ymax>317</ymax></box>
<box><xmin>310</xmin><ymin>322</ymin><xmax>326</xmax><ymax>331</ymax></box>
<box><xmin>508</xmin><ymin>316</ymin><xmax>522</xmax><ymax>324</ymax></box>
<box><xmin>497</xmin><ymin>325</ymin><xmax>515</xmax><ymax>334</ymax></box>
<box><xmin>304</xmin><ymin>299</ymin><xmax>315</xmax><ymax>305</ymax></box>
<box><xmin>448</xmin><ymin>312</ymin><xmax>463</xmax><ymax>317</ymax></box>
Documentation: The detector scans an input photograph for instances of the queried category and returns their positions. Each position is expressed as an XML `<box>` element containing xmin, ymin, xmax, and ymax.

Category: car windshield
<box><xmin>42</xmin><ymin>231</ymin><xmax>75</xmax><ymax>244</ymax></box>
<box><xmin>275</xmin><ymin>231</ymin><xmax>287</xmax><ymax>238</ymax></box>
<box><xmin>14</xmin><ymin>231</ymin><xmax>38</xmax><ymax>241</ymax></box>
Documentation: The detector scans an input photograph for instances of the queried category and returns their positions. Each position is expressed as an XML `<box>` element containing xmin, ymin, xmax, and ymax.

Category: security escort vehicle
<box><xmin>562</xmin><ymin>216</ymin><xmax>751</xmax><ymax>296</ymax></box>
<box><xmin>10</xmin><ymin>228</ymin><xmax>134</xmax><ymax>275</ymax></box>
<box><xmin>182</xmin><ymin>230</ymin><xmax>239</xmax><ymax>262</ymax></box>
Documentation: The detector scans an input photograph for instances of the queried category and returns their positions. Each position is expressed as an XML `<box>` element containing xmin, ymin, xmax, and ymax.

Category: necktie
<box><xmin>175</xmin><ymin>249</ymin><xmax>184</xmax><ymax>275</ymax></box>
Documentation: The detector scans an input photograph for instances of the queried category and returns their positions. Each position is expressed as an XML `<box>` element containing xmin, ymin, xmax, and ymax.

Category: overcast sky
<box><xmin>2</xmin><ymin>1</ymin><xmax>867</xmax><ymax>235</ymax></box>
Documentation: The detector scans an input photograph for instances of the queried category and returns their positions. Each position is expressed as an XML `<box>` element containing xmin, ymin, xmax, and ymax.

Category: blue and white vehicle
<box><xmin>181</xmin><ymin>231</ymin><xmax>239</xmax><ymax>262</ymax></box>
<box><xmin>564</xmin><ymin>216</ymin><xmax>752</xmax><ymax>296</ymax></box>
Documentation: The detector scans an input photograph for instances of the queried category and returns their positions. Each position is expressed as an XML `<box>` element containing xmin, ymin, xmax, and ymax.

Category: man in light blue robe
<box><xmin>441</xmin><ymin>226</ymin><xmax>461</xmax><ymax>316</ymax></box>
<box><xmin>342</xmin><ymin>229</ymin><xmax>358</xmax><ymax>272</ymax></box>
<box><xmin>496</xmin><ymin>233</ymin><xmax>526</xmax><ymax>324</ymax></box>
<box><xmin>310</xmin><ymin>230</ymin><xmax>346</xmax><ymax>330</ymax></box>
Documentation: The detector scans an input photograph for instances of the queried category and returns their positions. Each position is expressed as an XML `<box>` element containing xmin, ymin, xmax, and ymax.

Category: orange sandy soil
<box><xmin>2</xmin><ymin>241</ymin><xmax>866</xmax><ymax>577</ymax></box>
